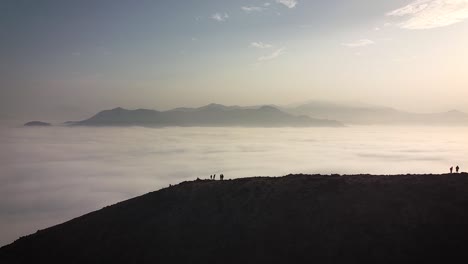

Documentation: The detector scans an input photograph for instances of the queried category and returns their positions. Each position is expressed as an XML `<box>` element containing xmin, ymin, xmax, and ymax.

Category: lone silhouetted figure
<box><xmin>213</xmin><ymin>174</ymin><xmax>216</xmax><ymax>180</ymax></box>
<box><xmin>210</xmin><ymin>175</ymin><xmax>212</xmax><ymax>180</ymax></box>
<box><xmin>456</xmin><ymin>166</ymin><xmax>460</xmax><ymax>173</ymax></box>
<box><xmin>220</xmin><ymin>174</ymin><xmax>224</xmax><ymax>180</ymax></box>
<box><xmin>450</xmin><ymin>167</ymin><xmax>453</xmax><ymax>174</ymax></box>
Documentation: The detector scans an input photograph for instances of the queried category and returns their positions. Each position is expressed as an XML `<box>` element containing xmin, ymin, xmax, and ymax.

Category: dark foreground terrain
<box><xmin>2</xmin><ymin>173</ymin><xmax>468</xmax><ymax>263</ymax></box>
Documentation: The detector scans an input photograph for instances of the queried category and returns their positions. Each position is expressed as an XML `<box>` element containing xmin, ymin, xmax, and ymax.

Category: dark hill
<box><xmin>2</xmin><ymin>174</ymin><xmax>468</xmax><ymax>263</ymax></box>
<box><xmin>70</xmin><ymin>104</ymin><xmax>343</xmax><ymax>127</ymax></box>
<box><xmin>24</xmin><ymin>121</ymin><xmax>51</xmax><ymax>127</ymax></box>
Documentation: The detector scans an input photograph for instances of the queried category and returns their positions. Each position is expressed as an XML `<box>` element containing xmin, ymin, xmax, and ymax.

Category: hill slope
<box><xmin>2</xmin><ymin>174</ymin><xmax>468</xmax><ymax>263</ymax></box>
<box><xmin>70</xmin><ymin>104</ymin><xmax>343</xmax><ymax>127</ymax></box>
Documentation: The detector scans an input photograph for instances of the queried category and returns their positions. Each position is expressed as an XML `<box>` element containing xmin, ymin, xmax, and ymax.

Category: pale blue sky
<box><xmin>1</xmin><ymin>0</ymin><xmax>468</xmax><ymax>120</ymax></box>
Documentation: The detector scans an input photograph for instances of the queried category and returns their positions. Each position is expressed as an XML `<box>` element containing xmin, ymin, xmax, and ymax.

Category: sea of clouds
<box><xmin>1</xmin><ymin>124</ymin><xmax>467</xmax><ymax>246</ymax></box>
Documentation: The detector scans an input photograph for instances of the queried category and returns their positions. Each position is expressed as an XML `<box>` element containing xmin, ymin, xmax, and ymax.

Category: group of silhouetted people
<box><xmin>450</xmin><ymin>165</ymin><xmax>460</xmax><ymax>174</ymax></box>
<box><xmin>210</xmin><ymin>174</ymin><xmax>224</xmax><ymax>180</ymax></box>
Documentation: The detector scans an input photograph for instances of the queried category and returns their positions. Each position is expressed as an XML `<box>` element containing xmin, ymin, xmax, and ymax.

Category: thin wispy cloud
<box><xmin>258</xmin><ymin>48</ymin><xmax>285</xmax><ymax>61</ymax></box>
<box><xmin>342</xmin><ymin>39</ymin><xmax>375</xmax><ymax>48</ymax></box>
<box><xmin>212</xmin><ymin>12</ymin><xmax>229</xmax><ymax>22</ymax></box>
<box><xmin>250</xmin><ymin>42</ymin><xmax>273</xmax><ymax>49</ymax></box>
<box><xmin>277</xmin><ymin>0</ymin><xmax>298</xmax><ymax>9</ymax></box>
<box><xmin>242</xmin><ymin>6</ymin><xmax>264</xmax><ymax>13</ymax></box>
<box><xmin>387</xmin><ymin>0</ymin><xmax>468</xmax><ymax>29</ymax></box>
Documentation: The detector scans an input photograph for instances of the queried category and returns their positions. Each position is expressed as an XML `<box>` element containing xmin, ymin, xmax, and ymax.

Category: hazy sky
<box><xmin>1</xmin><ymin>0</ymin><xmax>468</xmax><ymax>120</ymax></box>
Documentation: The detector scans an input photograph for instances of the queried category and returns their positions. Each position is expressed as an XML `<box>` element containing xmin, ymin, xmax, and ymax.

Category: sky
<box><xmin>1</xmin><ymin>0</ymin><xmax>468</xmax><ymax>120</ymax></box>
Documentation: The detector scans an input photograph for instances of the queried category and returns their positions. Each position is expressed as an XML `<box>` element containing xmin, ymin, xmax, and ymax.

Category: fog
<box><xmin>1</xmin><ymin>125</ymin><xmax>467</xmax><ymax>246</ymax></box>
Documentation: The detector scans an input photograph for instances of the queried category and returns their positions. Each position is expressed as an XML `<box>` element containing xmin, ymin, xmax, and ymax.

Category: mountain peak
<box><xmin>198</xmin><ymin>103</ymin><xmax>228</xmax><ymax>110</ymax></box>
<box><xmin>110</xmin><ymin>107</ymin><xmax>126</xmax><ymax>111</ymax></box>
<box><xmin>258</xmin><ymin>105</ymin><xmax>280</xmax><ymax>112</ymax></box>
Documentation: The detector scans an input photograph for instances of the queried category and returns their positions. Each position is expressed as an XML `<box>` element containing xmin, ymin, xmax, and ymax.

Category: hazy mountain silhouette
<box><xmin>284</xmin><ymin>101</ymin><xmax>468</xmax><ymax>125</ymax></box>
<box><xmin>2</xmin><ymin>174</ymin><xmax>468</xmax><ymax>263</ymax></box>
<box><xmin>24</xmin><ymin>121</ymin><xmax>51</xmax><ymax>127</ymax></box>
<box><xmin>69</xmin><ymin>104</ymin><xmax>343</xmax><ymax>127</ymax></box>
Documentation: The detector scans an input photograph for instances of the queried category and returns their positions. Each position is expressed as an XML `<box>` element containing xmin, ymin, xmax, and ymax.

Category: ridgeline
<box><xmin>2</xmin><ymin>173</ymin><xmax>468</xmax><ymax>263</ymax></box>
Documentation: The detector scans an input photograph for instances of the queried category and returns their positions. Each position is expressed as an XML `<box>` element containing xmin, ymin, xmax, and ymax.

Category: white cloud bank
<box><xmin>387</xmin><ymin>0</ymin><xmax>468</xmax><ymax>29</ymax></box>
<box><xmin>342</xmin><ymin>39</ymin><xmax>375</xmax><ymax>48</ymax></box>
<box><xmin>258</xmin><ymin>48</ymin><xmax>285</xmax><ymax>61</ymax></box>
<box><xmin>1</xmin><ymin>126</ymin><xmax>466</xmax><ymax>246</ymax></box>
<box><xmin>251</xmin><ymin>42</ymin><xmax>273</xmax><ymax>49</ymax></box>
<box><xmin>242</xmin><ymin>6</ymin><xmax>264</xmax><ymax>13</ymax></box>
<box><xmin>212</xmin><ymin>12</ymin><xmax>229</xmax><ymax>22</ymax></box>
<box><xmin>277</xmin><ymin>0</ymin><xmax>298</xmax><ymax>8</ymax></box>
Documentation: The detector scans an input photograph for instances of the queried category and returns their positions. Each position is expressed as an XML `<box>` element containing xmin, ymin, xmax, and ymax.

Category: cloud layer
<box><xmin>342</xmin><ymin>39</ymin><xmax>375</xmax><ymax>48</ymax></box>
<box><xmin>242</xmin><ymin>6</ymin><xmax>264</xmax><ymax>13</ymax></box>
<box><xmin>277</xmin><ymin>0</ymin><xmax>298</xmax><ymax>9</ymax></box>
<box><xmin>251</xmin><ymin>42</ymin><xmax>273</xmax><ymax>49</ymax></box>
<box><xmin>212</xmin><ymin>12</ymin><xmax>229</xmax><ymax>22</ymax></box>
<box><xmin>2</xmin><ymin>125</ymin><xmax>466</xmax><ymax>246</ymax></box>
<box><xmin>258</xmin><ymin>48</ymin><xmax>285</xmax><ymax>61</ymax></box>
<box><xmin>387</xmin><ymin>0</ymin><xmax>468</xmax><ymax>29</ymax></box>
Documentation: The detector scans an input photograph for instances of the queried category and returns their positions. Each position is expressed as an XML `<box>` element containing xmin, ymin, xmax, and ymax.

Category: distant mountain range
<box><xmin>69</xmin><ymin>104</ymin><xmax>343</xmax><ymax>127</ymax></box>
<box><xmin>51</xmin><ymin>101</ymin><xmax>468</xmax><ymax>127</ymax></box>
<box><xmin>282</xmin><ymin>101</ymin><xmax>468</xmax><ymax>126</ymax></box>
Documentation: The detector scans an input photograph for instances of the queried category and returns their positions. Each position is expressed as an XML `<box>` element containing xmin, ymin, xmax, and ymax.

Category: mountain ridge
<box><xmin>50</xmin><ymin>101</ymin><xmax>468</xmax><ymax>127</ymax></box>
<box><xmin>69</xmin><ymin>104</ymin><xmax>343</xmax><ymax>127</ymax></box>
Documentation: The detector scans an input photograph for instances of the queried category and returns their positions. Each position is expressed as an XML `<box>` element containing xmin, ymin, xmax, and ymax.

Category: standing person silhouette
<box><xmin>456</xmin><ymin>166</ymin><xmax>460</xmax><ymax>173</ymax></box>
<box><xmin>450</xmin><ymin>167</ymin><xmax>453</xmax><ymax>174</ymax></box>
<box><xmin>220</xmin><ymin>174</ymin><xmax>224</xmax><ymax>181</ymax></box>
<box><xmin>213</xmin><ymin>174</ymin><xmax>216</xmax><ymax>180</ymax></box>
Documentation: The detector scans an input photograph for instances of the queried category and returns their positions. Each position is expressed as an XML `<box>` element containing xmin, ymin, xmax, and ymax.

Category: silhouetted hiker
<box><xmin>213</xmin><ymin>174</ymin><xmax>216</xmax><ymax>180</ymax></box>
<box><xmin>456</xmin><ymin>166</ymin><xmax>460</xmax><ymax>173</ymax></box>
<box><xmin>210</xmin><ymin>175</ymin><xmax>212</xmax><ymax>180</ymax></box>
<box><xmin>450</xmin><ymin>167</ymin><xmax>453</xmax><ymax>174</ymax></box>
<box><xmin>220</xmin><ymin>174</ymin><xmax>224</xmax><ymax>180</ymax></box>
